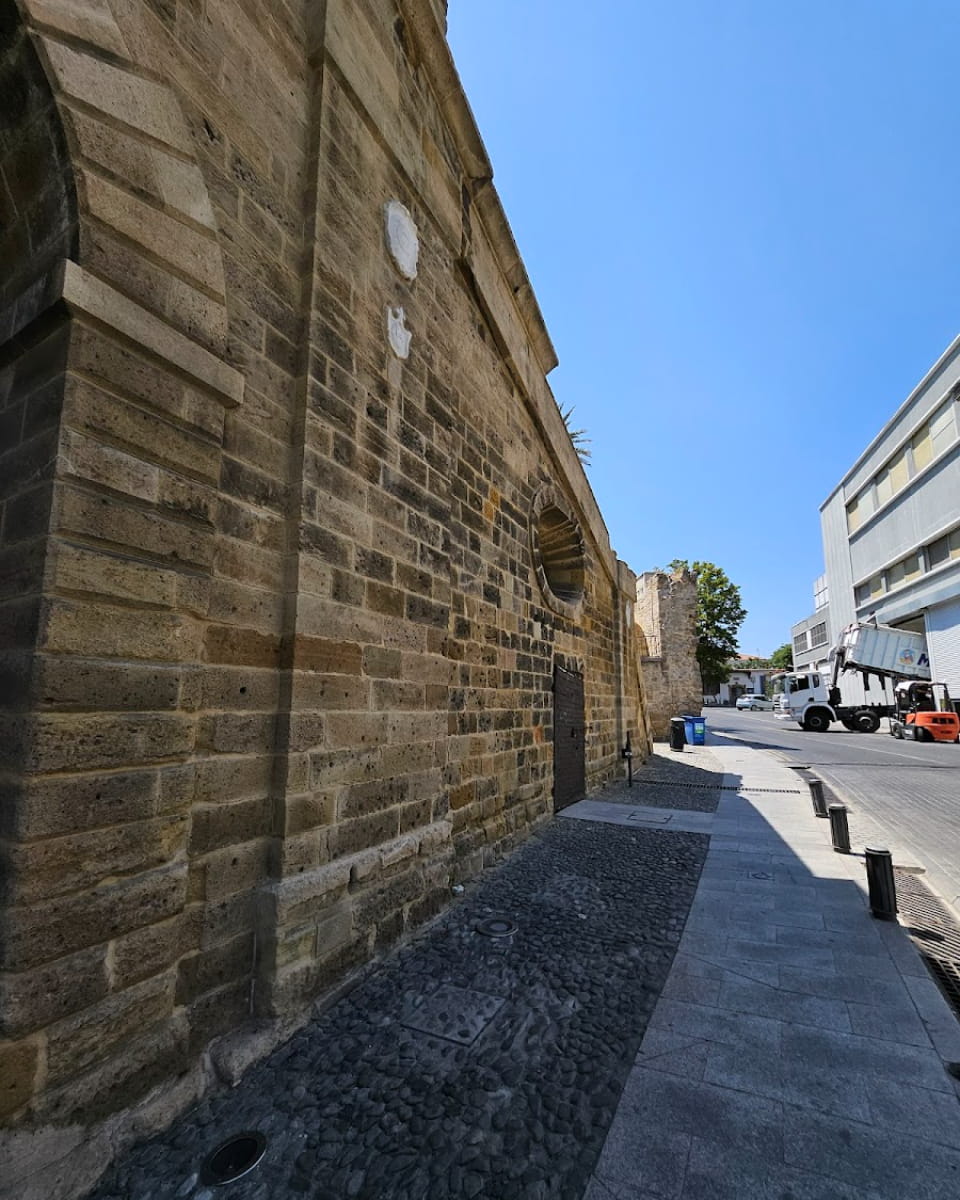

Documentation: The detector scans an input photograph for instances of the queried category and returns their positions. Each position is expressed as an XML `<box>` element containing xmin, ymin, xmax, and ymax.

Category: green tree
<box><xmin>770</xmin><ymin>643</ymin><xmax>793</xmax><ymax>670</ymax></box>
<box><xmin>670</xmin><ymin>559</ymin><xmax>747</xmax><ymax>691</ymax></box>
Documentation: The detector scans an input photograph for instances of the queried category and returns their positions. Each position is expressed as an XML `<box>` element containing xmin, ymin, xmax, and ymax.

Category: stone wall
<box><xmin>635</xmin><ymin>569</ymin><xmax>702</xmax><ymax>738</ymax></box>
<box><xmin>0</xmin><ymin>3</ymin><xmax>646</xmax><ymax>1195</ymax></box>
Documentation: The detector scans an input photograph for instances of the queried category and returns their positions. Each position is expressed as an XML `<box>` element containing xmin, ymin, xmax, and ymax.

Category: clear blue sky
<box><xmin>447</xmin><ymin>1</ymin><xmax>960</xmax><ymax>656</ymax></box>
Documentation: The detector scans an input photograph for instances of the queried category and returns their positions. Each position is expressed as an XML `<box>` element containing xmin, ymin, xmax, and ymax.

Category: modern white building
<box><xmin>790</xmin><ymin>574</ymin><xmax>831</xmax><ymax>674</ymax></box>
<box><xmin>819</xmin><ymin>336</ymin><xmax>960</xmax><ymax>706</ymax></box>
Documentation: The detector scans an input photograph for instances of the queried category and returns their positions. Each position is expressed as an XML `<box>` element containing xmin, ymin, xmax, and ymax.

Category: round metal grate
<box><xmin>201</xmin><ymin>1131</ymin><xmax>267</xmax><ymax>1187</ymax></box>
<box><xmin>475</xmin><ymin>917</ymin><xmax>517</xmax><ymax>938</ymax></box>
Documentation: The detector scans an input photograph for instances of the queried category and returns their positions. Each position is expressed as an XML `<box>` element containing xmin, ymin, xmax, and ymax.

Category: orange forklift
<box><xmin>888</xmin><ymin>681</ymin><xmax>960</xmax><ymax>742</ymax></box>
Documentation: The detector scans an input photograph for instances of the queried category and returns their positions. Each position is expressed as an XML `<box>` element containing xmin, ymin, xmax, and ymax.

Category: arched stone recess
<box><xmin>529</xmin><ymin>483</ymin><xmax>587</xmax><ymax>621</ymax></box>
<box><xmin>13</xmin><ymin>0</ymin><xmax>231</xmax><ymax>358</ymax></box>
<box><xmin>0</xmin><ymin>0</ymin><xmax>245</xmax><ymax>1144</ymax></box>
<box><xmin>0</xmin><ymin>0</ymin><xmax>77</xmax><ymax>329</ymax></box>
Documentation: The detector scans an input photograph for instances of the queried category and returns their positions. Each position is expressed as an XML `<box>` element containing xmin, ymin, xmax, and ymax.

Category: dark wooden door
<box><xmin>553</xmin><ymin>665</ymin><xmax>585</xmax><ymax>811</ymax></box>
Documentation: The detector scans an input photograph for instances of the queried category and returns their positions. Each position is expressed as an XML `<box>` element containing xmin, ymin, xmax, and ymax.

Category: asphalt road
<box><xmin>705</xmin><ymin>706</ymin><xmax>960</xmax><ymax>911</ymax></box>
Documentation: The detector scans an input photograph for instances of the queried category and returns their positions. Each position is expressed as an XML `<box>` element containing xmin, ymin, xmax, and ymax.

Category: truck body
<box><xmin>773</xmin><ymin>620</ymin><xmax>931</xmax><ymax>733</ymax></box>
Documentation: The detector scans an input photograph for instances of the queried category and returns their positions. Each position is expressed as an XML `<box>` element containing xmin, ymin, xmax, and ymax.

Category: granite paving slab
<box><xmin>587</xmin><ymin>738</ymin><xmax>960</xmax><ymax>1199</ymax></box>
<box><xmin>84</xmin><ymin>818</ymin><xmax>708</xmax><ymax>1200</ymax></box>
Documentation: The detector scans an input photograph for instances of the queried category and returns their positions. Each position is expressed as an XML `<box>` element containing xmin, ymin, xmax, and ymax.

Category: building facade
<box><xmin>819</xmin><ymin>337</ymin><xmax>960</xmax><ymax>702</ymax></box>
<box><xmin>0</xmin><ymin>2</ymin><xmax>647</xmax><ymax>1194</ymax></box>
<box><xmin>790</xmin><ymin>574</ymin><xmax>831</xmax><ymax>674</ymax></box>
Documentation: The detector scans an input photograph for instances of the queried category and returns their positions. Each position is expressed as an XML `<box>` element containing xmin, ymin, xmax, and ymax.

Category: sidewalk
<box><xmin>78</xmin><ymin>736</ymin><xmax>960</xmax><ymax>1200</ymax></box>
<box><xmin>569</xmin><ymin>735</ymin><xmax>960</xmax><ymax>1200</ymax></box>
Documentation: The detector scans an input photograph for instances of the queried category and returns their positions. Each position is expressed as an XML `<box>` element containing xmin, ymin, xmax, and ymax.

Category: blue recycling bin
<box><xmin>683</xmin><ymin>714</ymin><xmax>706</xmax><ymax>746</ymax></box>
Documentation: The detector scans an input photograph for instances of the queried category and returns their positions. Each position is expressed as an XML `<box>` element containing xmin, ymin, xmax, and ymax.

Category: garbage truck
<box><xmin>772</xmin><ymin>620</ymin><xmax>932</xmax><ymax>733</ymax></box>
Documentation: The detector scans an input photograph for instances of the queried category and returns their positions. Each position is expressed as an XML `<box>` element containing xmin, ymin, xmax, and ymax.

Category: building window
<box><xmin>887</xmin><ymin>447</ymin><xmax>909</xmax><ymax>492</ymax></box>
<box><xmin>855</xmin><ymin>572</ymin><xmax>885</xmax><ymax>606</ymax></box>
<box><xmin>886</xmin><ymin>552</ymin><xmax>921</xmax><ymax>590</ymax></box>
<box><xmin>793</xmin><ymin>632</ymin><xmax>809</xmax><ymax>655</ymax></box>
<box><xmin>849</xmin><ymin>400</ymin><xmax>958</xmax><ymax>536</ymax></box>
<box><xmin>927</xmin><ymin>527</ymin><xmax>960</xmax><ymax>569</ymax></box>
<box><xmin>874</xmin><ymin>464</ymin><xmax>893</xmax><ymax>506</ymax></box>
<box><xmin>809</xmin><ymin>621</ymin><xmax>828</xmax><ymax>647</ymax></box>
<box><xmin>930</xmin><ymin>400</ymin><xmax>957</xmax><ymax>458</ymax></box>
<box><xmin>911</xmin><ymin>425</ymin><xmax>933</xmax><ymax>471</ymax></box>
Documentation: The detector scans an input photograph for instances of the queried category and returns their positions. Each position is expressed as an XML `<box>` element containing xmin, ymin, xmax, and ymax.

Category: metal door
<box><xmin>553</xmin><ymin>665</ymin><xmax>585</xmax><ymax>811</ymax></box>
<box><xmin>926</xmin><ymin>599</ymin><xmax>960</xmax><ymax>707</ymax></box>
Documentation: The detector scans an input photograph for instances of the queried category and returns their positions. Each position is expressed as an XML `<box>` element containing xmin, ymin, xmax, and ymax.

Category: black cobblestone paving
<box><xmin>86</xmin><ymin>819</ymin><xmax>708</xmax><ymax>1200</ymax></box>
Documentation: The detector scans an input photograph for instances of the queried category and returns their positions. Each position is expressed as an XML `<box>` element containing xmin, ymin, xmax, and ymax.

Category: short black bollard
<box><xmin>808</xmin><ymin>778</ymin><xmax>828</xmax><ymax>818</ymax></box>
<box><xmin>622</xmin><ymin>732</ymin><xmax>634</xmax><ymax>787</ymax></box>
<box><xmin>669</xmin><ymin>717</ymin><xmax>685</xmax><ymax>752</ymax></box>
<box><xmin>828</xmin><ymin>804</ymin><xmax>850</xmax><ymax>853</ymax></box>
<box><xmin>865</xmin><ymin>846</ymin><xmax>898</xmax><ymax>920</ymax></box>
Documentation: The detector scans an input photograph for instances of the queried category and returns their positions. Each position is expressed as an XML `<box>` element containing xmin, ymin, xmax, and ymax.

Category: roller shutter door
<box><xmin>926</xmin><ymin>598</ymin><xmax>960</xmax><ymax>709</ymax></box>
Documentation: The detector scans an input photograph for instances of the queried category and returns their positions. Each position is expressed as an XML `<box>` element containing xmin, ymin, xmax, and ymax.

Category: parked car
<box><xmin>736</xmin><ymin>694</ymin><xmax>773</xmax><ymax>711</ymax></box>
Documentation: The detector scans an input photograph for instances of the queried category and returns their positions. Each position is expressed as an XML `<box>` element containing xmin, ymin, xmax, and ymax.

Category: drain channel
<box><xmin>894</xmin><ymin>870</ymin><xmax>960</xmax><ymax>1022</ymax></box>
<box><xmin>638</xmin><ymin>781</ymin><xmax>802</xmax><ymax>794</ymax></box>
<box><xmin>201</xmin><ymin>1132</ymin><xmax>267</xmax><ymax>1187</ymax></box>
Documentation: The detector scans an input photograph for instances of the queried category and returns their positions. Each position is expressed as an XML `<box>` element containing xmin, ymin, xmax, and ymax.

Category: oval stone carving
<box><xmin>384</xmin><ymin>199</ymin><xmax>419</xmax><ymax>280</ymax></box>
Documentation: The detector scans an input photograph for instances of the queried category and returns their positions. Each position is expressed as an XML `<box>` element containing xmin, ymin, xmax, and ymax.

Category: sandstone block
<box><xmin>190</xmin><ymin>796</ymin><xmax>273</xmax><ymax>855</ymax></box>
<box><xmin>1</xmin><ymin>861</ymin><xmax>187</xmax><ymax>972</ymax></box>
<box><xmin>0</xmin><ymin>1035</ymin><xmax>40</xmax><ymax>1119</ymax></box>
<box><xmin>0</xmin><ymin>943</ymin><xmax>110</xmax><ymax>1039</ymax></box>
<box><xmin>111</xmin><ymin>910</ymin><xmax>201</xmax><ymax>991</ymax></box>
<box><xmin>45</xmin><ymin>972</ymin><xmax>176</xmax><ymax>1086</ymax></box>
<box><xmin>175</xmin><ymin>931</ymin><xmax>254</xmax><ymax>1006</ymax></box>
<box><xmin>203</xmin><ymin>624</ymin><xmax>281</xmax><ymax>668</ymax></box>
<box><xmin>24</xmin><ymin>712</ymin><xmax>195</xmax><ymax>773</ymax></box>
<box><xmin>292</xmin><ymin>635</ymin><xmax>362</xmax><ymax>674</ymax></box>
<box><xmin>4</xmin><ymin>769</ymin><xmax>158</xmax><ymax>841</ymax></box>
<box><xmin>290</xmin><ymin>672</ymin><xmax>369</xmax><ymax>711</ymax></box>
<box><xmin>264</xmin><ymin>858</ymin><xmax>351</xmax><ymax>927</ymax></box>
<box><xmin>1</xmin><ymin>814</ymin><xmax>187</xmax><ymax>905</ymax></box>
<box><xmin>282</xmin><ymin>791</ymin><xmax>336</xmax><ymax>837</ymax></box>
<box><xmin>35</xmin><ymin>1012</ymin><xmax>190</xmax><ymax>1125</ymax></box>
<box><xmin>200</xmin><ymin>839</ymin><xmax>270</xmax><ymax>902</ymax></box>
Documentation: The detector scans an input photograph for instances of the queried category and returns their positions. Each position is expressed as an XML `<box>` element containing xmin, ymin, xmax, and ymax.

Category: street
<box><xmin>706</xmin><ymin>706</ymin><xmax>960</xmax><ymax>910</ymax></box>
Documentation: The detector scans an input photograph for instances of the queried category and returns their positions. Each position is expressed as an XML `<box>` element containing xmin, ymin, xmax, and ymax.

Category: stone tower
<box><xmin>635</xmin><ymin>568</ymin><xmax>702</xmax><ymax>738</ymax></box>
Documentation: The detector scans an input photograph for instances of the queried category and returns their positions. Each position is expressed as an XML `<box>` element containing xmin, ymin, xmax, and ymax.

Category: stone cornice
<box><xmin>57</xmin><ymin>260</ymin><xmax>243</xmax><ymax>407</ymax></box>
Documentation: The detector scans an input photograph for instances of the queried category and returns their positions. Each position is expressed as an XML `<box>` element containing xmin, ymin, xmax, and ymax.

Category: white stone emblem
<box><xmin>387</xmin><ymin>305</ymin><xmax>412</xmax><ymax>359</ymax></box>
<box><xmin>384</xmin><ymin>200</ymin><xmax>419</xmax><ymax>279</ymax></box>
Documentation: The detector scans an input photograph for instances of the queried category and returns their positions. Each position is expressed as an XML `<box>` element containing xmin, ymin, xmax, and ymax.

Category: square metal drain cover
<box><xmin>399</xmin><ymin>984</ymin><xmax>505</xmax><ymax>1045</ymax></box>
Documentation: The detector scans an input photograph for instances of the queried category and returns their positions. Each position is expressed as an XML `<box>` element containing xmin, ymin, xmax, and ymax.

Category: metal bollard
<box><xmin>622</xmin><ymin>732</ymin><xmax>634</xmax><ymax>787</ymax></box>
<box><xmin>865</xmin><ymin>846</ymin><xmax>898</xmax><ymax>920</ymax></box>
<box><xmin>808</xmin><ymin>778</ymin><xmax>828</xmax><ymax>818</ymax></box>
<box><xmin>828</xmin><ymin>804</ymin><xmax>850</xmax><ymax>853</ymax></box>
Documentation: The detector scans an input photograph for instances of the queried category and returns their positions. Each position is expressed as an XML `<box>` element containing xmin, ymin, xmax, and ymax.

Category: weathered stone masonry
<box><xmin>0</xmin><ymin>2</ymin><xmax>647</xmax><ymax>1194</ymax></box>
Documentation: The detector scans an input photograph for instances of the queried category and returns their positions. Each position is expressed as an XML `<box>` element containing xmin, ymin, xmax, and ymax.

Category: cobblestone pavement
<box><xmin>86</xmin><ymin>818</ymin><xmax>708</xmax><ymax>1200</ymax></box>
<box><xmin>588</xmin><ymin>746</ymin><xmax>724</xmax><ymax>814</ymax></box>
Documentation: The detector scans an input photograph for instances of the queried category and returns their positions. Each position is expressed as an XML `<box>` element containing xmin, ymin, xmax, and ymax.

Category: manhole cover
<box><xmin>201</xmin><ymin>1131</ymin><xmax>267</xmax><ymax>1187</ymax></box>
<box><xmin>626</xmin><ymin>812</ymin><xmax>672</xmax><ymax>824</ymax></box>
<box><xmin>399</xmin><ymin>984</ymin><xmax>505</xmax><ymax>1045</ymax></box>
<box><xmin>476</xmin><ymin>916</ymin><xmax>517</xmax><ymax>938</ymax></box>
